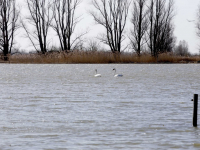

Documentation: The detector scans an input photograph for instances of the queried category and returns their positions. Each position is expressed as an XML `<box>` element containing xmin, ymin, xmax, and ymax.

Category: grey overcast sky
<box><xmin>174</xmin><ymin>0</ymin><xmax>199</xmax><ymax>54</ymax></box>
<box><xmin>17</xmin><ymin>0</ymin><xmax>200</xmax><ymax>54</ymax></box>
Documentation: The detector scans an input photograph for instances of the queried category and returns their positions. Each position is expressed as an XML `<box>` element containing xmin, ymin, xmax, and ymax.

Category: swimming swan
<box><xmin>113</xmin><ymin>68</ymin><xmax>123</xmax><ymax>77</ymax></box>
<box><xmin>94</xmin><ymin>69</ymin><xmax>101</xmax><ymax>77</ymax></box>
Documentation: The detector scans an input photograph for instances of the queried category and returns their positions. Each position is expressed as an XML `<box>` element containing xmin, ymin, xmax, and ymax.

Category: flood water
<box><xmin>0</xmin><ymin>64</ymin><xmax>200</xmax><ymax>149</ymax></box>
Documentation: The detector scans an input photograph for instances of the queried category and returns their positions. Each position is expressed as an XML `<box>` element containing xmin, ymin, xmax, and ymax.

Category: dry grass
<box><xmin>7</xmin><ymin>51</ymin><xmax>200</xmax><ymax>64</ymax></box>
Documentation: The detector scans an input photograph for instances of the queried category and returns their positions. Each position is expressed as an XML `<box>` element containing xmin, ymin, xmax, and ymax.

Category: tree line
<box><xmin>0</xmin><ymin>0</ymin><xmax>198</xmax><ymax>61</ymax></box>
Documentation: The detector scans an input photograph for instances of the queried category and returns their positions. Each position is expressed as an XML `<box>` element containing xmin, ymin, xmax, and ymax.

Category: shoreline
<box><xmin>1</xmin><ymin>51</ymin><xmax>200</xmax><ymax>64</ymax></box>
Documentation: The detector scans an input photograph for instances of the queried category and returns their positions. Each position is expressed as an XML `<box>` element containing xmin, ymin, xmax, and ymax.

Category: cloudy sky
<box><xmin>17</xmin><ymin>0</ymin><xmax>200</xmax><ymax>54</ymax></box>
<box><xmin>174</xmin><ymin>0</ymin><xmax>199</xmax><ymax>54</ymax></box>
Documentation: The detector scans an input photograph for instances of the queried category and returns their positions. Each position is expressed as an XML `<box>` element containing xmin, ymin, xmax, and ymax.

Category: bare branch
<box><xmin>130</xmin><ymin>0</ymin><xmax>149</xmax><ymax>56</ymax></box>
<box><xmin>196</xmin><ymin>5</ymin><xmax>200</xmax><ymax>38</ymax></box>
<box><xmin>52</xmin><ymin>0</ymin><xmax>83</xmax><ymax>52</ymax></box>
<box><xmin>22</xmin><ymin>0</ymin><xmax>53</xmax><ymax>54</ymax></box>
<box><xmin>90</xmin><ymin>0</ymin><xmax>131</xmax><ymax>53</ymax></box>
<box><xmin>0</xmin><ymin>0</ymin><xmax>20</xmax><ymax>60</ymax></box>
<box><xmin>147</xmin><ymin>0</ymin><xmax>175</xmax><ymax>57</ymax></box>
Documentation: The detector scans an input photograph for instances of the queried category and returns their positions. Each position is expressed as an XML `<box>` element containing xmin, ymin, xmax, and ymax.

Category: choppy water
<box><xmin>0</xmin><ymin>64</ymin><xmax>200</xmax><ymax>149</ymax></box>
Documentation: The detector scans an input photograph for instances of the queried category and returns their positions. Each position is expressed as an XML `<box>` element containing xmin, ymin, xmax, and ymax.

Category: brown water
<box><xmin>0</xmin><ymin>64</ymin><xmax>200</xmax><ymax>149</ymax></box>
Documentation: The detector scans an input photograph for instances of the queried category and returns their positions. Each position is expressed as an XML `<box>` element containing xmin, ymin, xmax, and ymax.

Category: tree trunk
<box><xmin>3</xmin><ymin>43</ymin><xmax>9</xmax><ymax>61</ymax></box>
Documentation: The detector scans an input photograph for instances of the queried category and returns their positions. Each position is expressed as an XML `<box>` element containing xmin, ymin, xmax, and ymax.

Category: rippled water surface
<box><xmin>0</xmin><ymin>64</ymin><xmax>200</xmax><ymax>149</ymax></box>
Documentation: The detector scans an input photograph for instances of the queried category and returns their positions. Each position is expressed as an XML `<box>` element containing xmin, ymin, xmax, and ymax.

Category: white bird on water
<box><xmin>113</xmin><ymin>68</ymin><xmax>123</xmax><ymax>77</ymax></box>
<box><xmin>94</xmin><ymin>69</ymin><xmax>101</xmax><ymax>77</ymax></box>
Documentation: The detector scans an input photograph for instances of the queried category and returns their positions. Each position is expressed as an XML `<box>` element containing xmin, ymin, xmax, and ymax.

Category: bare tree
<box><xmin>174</xmin><ymin>40</ymin><xmax>190</xmax><ymax>56</ymax></box>
<box><xmin>22</xmin><ymin>0</ymin><xmax>53</xmax><ymax>54</ymax></box>
<box><xmin>0</xmin><ymin>0</ymin><xmax>19</xmax><ymax>61</ymax></box>
<box><xmin>130</xmin><ymin>0</ymin><xmax>148</xmax><ymax>56</ymax></box>
<box><xmin>147</xmin><ymin>0</ymin><xmax>175</xmax><ymax>58</ymax></box>
<box><xmin>196</xmin><ymin>5</ymin><xmax>200</xmax><ymax>39</ymax></box>
<box><xmin>52</xmin><ymin>0</ymin><xmax>84</xmax><ymax>52</ymax></box>
<box><xmin>86</xmin><ymin>39</ymin><xmax>101</xmax><ymax>51</ymax></box>
<box><xmin>90</xmin><ymin>0</ymin><xmax>130</xmax><ymax>53</ymax></box>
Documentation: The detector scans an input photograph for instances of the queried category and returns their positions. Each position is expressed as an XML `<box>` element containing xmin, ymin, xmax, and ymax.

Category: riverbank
<box><xmin>4</xmin><ymin>51</ymin><xmax>200</xmax><ymax>64</ymax></box>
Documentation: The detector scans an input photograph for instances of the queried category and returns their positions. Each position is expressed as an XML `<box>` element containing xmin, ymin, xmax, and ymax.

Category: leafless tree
<box><xmin>147</xmin><ymin>0</ymin><xmax>175</xmax><ymax>58</ymax></box>
<box><xmin>22</xmin><ymin>0</ymin><xmax>53</xmax><ymax>54</ymax></box>
<box><xmin>130</xmin><ymin>0</ymin><xmax>148</xmax><ymax>56</ymax></box>
<box><xmin>52</xmin><ymin>0</ymin><xmax>84</xmax><ymax>52</ymax></box>
<box><xmin>196</xmin><ymin>5</ymin><xmax>200</xmax><ymax>39</ymax></box>
<box><xmin>90</xmin><ymin>0</ymin><xmax>130</xmax><ymax>53</ymax></box>
<box><xmin>195</xmin><ymin>5</ymin><xmax>200</xmax><ymax>53</ymax></box>
<box><xmin>0</xmin><ymin>0</ymin><xmax>19</xmax><ymax>61</ymax></box>
<box><xmin>174</xmin><ymin>40</ymin><xmax>190</xmax><ymax>56</ymax></box>
<box><xmin>86</xmin><ymin>39</ymin><xmax>101</xmax><ymax>51</ymax></box>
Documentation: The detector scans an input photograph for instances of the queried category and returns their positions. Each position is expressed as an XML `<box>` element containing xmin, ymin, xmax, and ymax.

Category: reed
<box><xmin>8</xmin><ymin>51</ymin><xmax>200</xmax><ymax>64</ymax></box>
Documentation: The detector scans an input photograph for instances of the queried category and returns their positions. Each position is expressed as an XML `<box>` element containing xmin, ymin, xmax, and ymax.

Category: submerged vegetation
<box><xmin>4</xmin><ymin>51</ymin><xmax>200</xmax><ymax>64</ymax></box>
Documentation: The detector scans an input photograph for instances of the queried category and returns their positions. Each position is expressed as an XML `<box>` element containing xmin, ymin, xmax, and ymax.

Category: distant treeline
<box><xmin>0</xmin><ymin>0</ymin><xmax>198</xmax><ymax>61</ymax></box>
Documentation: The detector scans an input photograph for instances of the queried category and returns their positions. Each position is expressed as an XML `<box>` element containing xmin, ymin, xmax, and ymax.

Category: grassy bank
<box><xmin>6</xmin><ymin>51</ymin><xmax>200</xmax><ymax>64</ymax></box>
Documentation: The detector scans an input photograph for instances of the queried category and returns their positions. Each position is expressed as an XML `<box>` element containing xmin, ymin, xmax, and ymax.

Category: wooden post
<box><xmin>193</xmin><ymin>94</ymin><xmax>198</xmax><ymax>127</ymax></box>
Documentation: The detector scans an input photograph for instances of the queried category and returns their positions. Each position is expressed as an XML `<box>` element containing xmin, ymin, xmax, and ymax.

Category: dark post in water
<box><xmin>193</xmin><ymin>94</ymin><xmax>198</xmax><ymax>127</ymax></box>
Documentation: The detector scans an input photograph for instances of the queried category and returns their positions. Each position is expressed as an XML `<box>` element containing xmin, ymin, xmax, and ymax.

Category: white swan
<box><xmin>94</xmin><ymin>69</ymin><xmax>101</xmax><ymax>77</ymax></box>
<box><xmin>113</xmin><ymin>68</ymin><xmax>123</xmax><ymax>77</ymax></box>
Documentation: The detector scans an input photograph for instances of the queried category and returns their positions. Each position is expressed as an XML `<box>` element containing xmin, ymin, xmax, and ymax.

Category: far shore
<box><xmin>1</xmin><ymin>51</ymin><xmax>200</xmax><ymax>64</ymax></box>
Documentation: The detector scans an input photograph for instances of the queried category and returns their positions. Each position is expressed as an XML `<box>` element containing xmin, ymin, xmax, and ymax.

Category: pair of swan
<box><xmin>94</xmin><ymin>68</ymin><xmax>123</xmax><ymax>77</ymax></box>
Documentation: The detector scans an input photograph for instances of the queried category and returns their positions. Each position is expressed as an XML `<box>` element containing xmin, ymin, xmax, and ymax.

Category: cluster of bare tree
<box><xmin>147</xmin><ymin>0</ymin><xmax>175</xmax><ymax>57</ymax></box>
<box><xmin>129</xmin><ymin>0</ymin><xmax>175</xmax><ymax>58</ymax></box>
<box><xmin>22</xmin><ymin>0</ymin><xmax>84</xmax><ymax>54</ymax></box>
<box><xmin>1</xmin><ymin>0</ymin><xmax>197</xmax><ymax>61</ymax></box>
<box><xmin>90</xmin><ymin>0</ymin><xmax>176</xmax><ymax>58</ymax></box>
<box><xmin>0</xmin><ymin>0</ymin><xmax>83</xmax><ymax>60</ymax></box>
